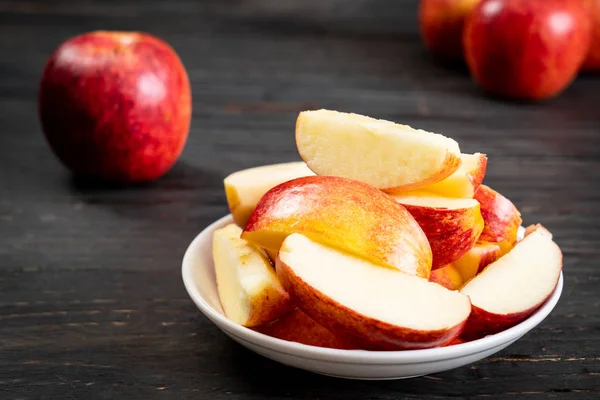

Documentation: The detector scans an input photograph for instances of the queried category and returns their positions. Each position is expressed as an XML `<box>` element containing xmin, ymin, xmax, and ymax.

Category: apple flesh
<box><xmin>463</xmin><ymin>0</ymin><xmax>592</xmax><ymax>101</ymax></box>
<box><xmin>429</xmin><ymin>263</ymin><xmax>464</xmax><ymax>290</ymax></box>
<box><xmin>418</xmin><ymin>153</ymin><xmax>487</xmax><ymax>198</ymax></box>
<box><xmin>253</xmin><ymin>308</ymin><xmax>361</xmax><ymax>350</ymax></box>
<box><xmin>390</xmin><ymin>191</ymin><xmax>484</xmax><ymax>268</ymax></box>
<box><xmin>453</xmin><ymin>241</ymin><xmax>502</xmax><ymax>282</ymax></box>
<box><xmin>243</xmin><ymin>175</ymin><xmax>433</xmax><ymax>278</ymax></box>
<box><xmin>276</xmin><ymin>234</ymin><xmax>471</xmax><ymax>350</ymax></box>
<box><xmin>583</xmin><ymin>0</ymin><xmax>600</xmax><ymax>71</ymax></box>
<box><xmin>419</xmin><ymin>0</ymin><xmax>482</xmax><ymax>61</ymax></box>
<box><xmin>475</xmin><ymin>185</ymin><xmax>522</xmax><ymax>254</ymax></box>
<box><xmin>212</xmin><ymin>224</ymin><xmax>293</xmax><ymax>327</ymax></box>
<box><xmin>38</xmin><ymin>31</ymin><xmax>192</xmax><ymax>183</ymax></box>
<box><xmin>460</xmin><ymin>225</ymin><xmax>562</xmax><ymax>340</ymax></box>
<box><xmin>224</xmin><ymin>162</ymin><xmax>315</xmax><ymax>228</ymax></box>
<box><xmin>295</xmin><ymin>109</ymin><xmax>461</xmax><ymax>191</ymax></box>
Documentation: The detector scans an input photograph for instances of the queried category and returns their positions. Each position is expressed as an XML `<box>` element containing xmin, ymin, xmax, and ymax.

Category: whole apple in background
<box><xmin>38</xmin><ymin>31</ymin><xmax>192</xmax><ymax>183</ymax></box>
<box><xmin>419</xmin><ymin>0</ymin><xmax>481</xmax><ymax>62</ymax></box>
<box><xmin>583</xmin><ymin>0</ymin><xmax>600</xmax><ymax>71</ymax></box>
<box><xmin>463</xmin><ymin>0</ymin><xmax>591</xmax><ymax>101</ymax></box>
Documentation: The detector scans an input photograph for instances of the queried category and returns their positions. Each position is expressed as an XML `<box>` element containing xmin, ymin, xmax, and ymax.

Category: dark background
<box><xmin>1</xmin><ymin>0</ymin><xmax>599</xmax><ymax>398</ymax></box>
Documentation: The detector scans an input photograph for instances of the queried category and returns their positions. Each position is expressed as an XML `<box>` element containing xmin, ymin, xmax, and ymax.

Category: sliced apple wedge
<box><xmin>475</xmin><ymin>184</ymin><xmax>522</xmax><ymax>254</ymax></box>
<box><xmin>243</xmin><ymin>175</ymin><xmax>432</xmax><ymax>278</ymax></box>
<box><xmin>295</xmin><ymin>109</ymin><xmax>462</xmax><ymax>191</ymax></box>
<box><xmin>418</xmin><ymin>153</ymin><xmax>488</xmax><ymax>198</ymax></box>
<box><xmin>253</xmin><ymin>308</ymin><xmax>361</xmax><ymax>350</ymax></box>
<box><xmin>390</xmin><ymin>191</ymin><xmax>484</xmax><ymax>268</ymax></box>
<box><xmin>276</xmin><ymin>233</ymin><xmax>472</xmax><ymax>350</ymax></box>
<box><xmin>460</xmin><ymin>225</ymin><xmax>562</xmax><ymax>340</ymax></box>
<box><xmin>453</xmin><ymin>242</ymin><xmax>503</xmax><ymax>282</ymax></box>
<box><xmin>212</xmin><ymin>224</ymin><xmax>293</xmax><ymax>327</ymax></box>
<box><xmin>429</xmin><ymin>264</ymin><xmax>464</xmax><ymax>290</ymax></box>
<box><xmin>224</xmin><ymin>162</ymin><xmax>315</xmax><ymax>228</ymax></box>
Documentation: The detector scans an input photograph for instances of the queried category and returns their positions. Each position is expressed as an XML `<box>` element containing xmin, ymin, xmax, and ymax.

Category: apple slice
<box><xmin>429</xmin><ymin>264</ymin><xmax>464</xmax><ymax>290</ymax></box>
<box><xmin>243</xmin><ymin>175</ymin><xmax>432</xmax><ymax>278</ymax></box>
<box><xmin>460</xmin><ymin>225</ymin><xmax>562</xmax><ymax>340</ymax></box>
<box><xmin>276</xmin><ymin>233</ymin><xmax>472</xmax><ymax>350</ymax></box>
<box><xmin>224</xmin><ymin>162</ymin><xmax>315</xmax><ymax>228</ymax></box>
<box><xmin>390</xmin><ymin>191</ymin><xmax>484</xmax><ymax>268</ymax></box>
<box><xmin>253</xmin><ymin>308</ymin><xmax>361</xmax><ymax>350</ymax></box>
<box><xmin>453</xmin><ymin>242</ymin><xmax>502</xmax><ymax>282</ymax></box>
<box><xmin>417</xmin><ymin>153</ymin><xmax>488</xmax><ymax>198</ymax></box>
<box><xmin>475</xmin><ymin>185</ymin><xmax>523</xmax><ymax>254</ymax></box>
<box><xmin>295</xmin><ymin>109</ymin><xmax>462</xmax><ymax>191</ymax></box>
<box><xmin>212</xmin><ymin>223</ymin><xmax>293</xmax><ymax>327</ymax></box>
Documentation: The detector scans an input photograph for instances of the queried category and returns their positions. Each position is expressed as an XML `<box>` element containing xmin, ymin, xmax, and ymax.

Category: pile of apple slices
<box><xmin>212</xmin><ymin>109</ymin><xmax>563</xmax><ymax>350</ymax></box>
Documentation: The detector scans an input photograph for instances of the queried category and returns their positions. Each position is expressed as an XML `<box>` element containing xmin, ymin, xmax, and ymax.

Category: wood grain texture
<box><xmin>1</xmin><ymin>0</ymin><xmax>599</xmax><ymax>398</ymax></box>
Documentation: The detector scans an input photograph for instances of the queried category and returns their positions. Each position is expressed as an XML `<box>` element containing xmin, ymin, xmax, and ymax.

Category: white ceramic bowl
<box><xmin>182</xmin><ymin>214</ymin><xmax>563</xmax><ymax>380</ymax></box>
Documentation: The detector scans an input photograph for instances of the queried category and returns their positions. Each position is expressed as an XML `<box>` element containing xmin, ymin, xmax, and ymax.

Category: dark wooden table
<box><xmin>1</xmin><ymin>0</ymin><xmax>599</xmax><ymax>398</ymax></box>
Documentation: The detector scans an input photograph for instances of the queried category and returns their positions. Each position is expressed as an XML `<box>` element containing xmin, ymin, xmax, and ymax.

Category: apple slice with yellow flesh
<box><xmin>243</xmin><ymin>175</ymin><xmax>432</xmax><ymax>278</ymax></box>
<box><xmin>295</xmin><ymin>109</ymin><xmax>462</xmax><ymax>191</ymax></box>
<box><xmin>460</xmin><ymin>225</ymin><xmax>562</xmax><ymax>340</ymax></box>
<box><xmin>212</xmin><ymin>223</ymin><xmax>293</xmax><ymax>327</ymax></box>
<box><xmin>390</xmin><ymin>191</ymin><xmax>484</xmax><ymax>269</ymax></box>
<box><xmin>454</xmin><ymin>242</ymin><xmax>503</xmax><ymax>282</ymax></box>
<box><xmin>417</xmin><ymin>153</ymin><xmax>488</xmax><ymax>198</ymax></box>
<box><xmin>224</xmin><ymin>162</ymin><xmax>315</xmax><ymax>228</ymax></box>
<box><xmin>253</xmin><ymin>308</ymin><xmax>362</xmax><ymax>350</ymax></box>
<box><xmin>475</xmin><ymin>185</ymin><xmax>523</xmax><ymax>254</ymax></box>
<box><xmin>429</xmin><ymin>264</ymin><xmax>464</xmax><ymax>290</ymax></box>
<box><xmin>276</xmin><ymin>233</ymin><xmax>472</xmax><ymax>350</ymax></box>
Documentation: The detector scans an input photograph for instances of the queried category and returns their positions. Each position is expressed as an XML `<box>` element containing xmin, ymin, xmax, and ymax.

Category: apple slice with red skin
<box><xmin>212</xmin><ymin>224</ymin><xmax>293</xmax><ymax>328</ymax></box>
<box><xmin>276</xmin><ymin>233</ymin><xmax>472</xmax><ymax>350</ymax></box>
<box><xmin>243</xmin><ymin>175</ymin><xmax>433</xmax><ymax>278</ymax></box>
<box><xmin>295</xmin><ymin>109</ymin><xmax>462</xmax><ymax>191</ymax></box>
<box><xmin>475</xmin><ymin>184</ymin><xmax>522</xmax><ymax>254</ymax></box>
<box><xmin>453</xmin><ymin>241</ymin><xmax>502</xmax><ymax>282</ymax></box>
<box><xmin>460</xmin><ymin>225</ymin><xmax>562</xmax><ymax>340</ymax></box>
<box><xmin>224</xmin><ymin>162</ymin><xmax>315</xmax><ymax>228</ymax></box>
<box><xmin>390</xmin><ymin>191</ymin><xmax>484</xmax><ymax>269</ymax></box>
<box><xmin>418</xmin><ymin>153</ymin><xmax>487</xmax><ymax>198</ymax></box>
<box><xmin>253</xmin><ymin>308</ymin><xmax>362</xmax><ymax>350</ymax></box>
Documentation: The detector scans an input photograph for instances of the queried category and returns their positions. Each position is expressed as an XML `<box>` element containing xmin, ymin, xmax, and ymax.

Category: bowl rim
<box><xmin>182</xmin><ymin>214</ymin><xmax>563</xmax><ymax>364</ymax></box>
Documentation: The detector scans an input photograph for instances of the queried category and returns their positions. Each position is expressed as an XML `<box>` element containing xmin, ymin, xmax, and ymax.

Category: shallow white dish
<box><xmin>182</xmin><ymin>214</ymin><xmax>563</xmax><ymax>380</ymax></box>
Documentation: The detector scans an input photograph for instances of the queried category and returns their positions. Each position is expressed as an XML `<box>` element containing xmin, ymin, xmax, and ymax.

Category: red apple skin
<box><xmin>443</xmin><ymin>336</ymin><xmax>466</xmax><ymax>346</ymax></box>
<box><xmin>253</xmin><ymin>308</ymin><xmax>362</xmax><ymax>350</ymax></box>
<box><xmin>461</xmin><ymin>301</ymin><xmax>547</xmax><ymax>341</ymax></box>
<box><xmin>243</xmin><ymin>176</ymin><xmax>433</xmax><ymax>279</ymax></box>
<box><xmin>583</xmin><ymin>0</ymin><xmax>600</xmax><ymax>71</ymax></box>
<box><xmin>400</xmin><ymin>202</ymin><xmax>484</xmax><ymax>269</ymax></box>
<box><xmin>276</xmin><ymin>256</ymin><xmax>466</xmax><ymax>351</ymax></box>
<box><xmin>475</xmin><ymin>185</ymin><xmax>522</xmax><ymax>254</ymax></box>
<box><xmin>419</xmin><ymin>0</ymin><xmax>482</xmax><ymax>61</ymax></box>
<box><xmin>463</xmin><ymin>0</ymin><xmax>592</xmax><ymax>100</ymax></box>
<box><xmin>38</xmin><ymin>31</ymin><xmax>192</xmax><ymax>183</ymax></box>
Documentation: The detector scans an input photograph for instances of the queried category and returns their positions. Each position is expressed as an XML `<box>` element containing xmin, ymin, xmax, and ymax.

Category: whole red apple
<box><xmin>463</xmin><ymin>0</ymin><xmax>591</xmax><ymax>101</ymax></box>
<box><xmin>38</xmin><ymin>31</ymin><xmax>192</xmax><ymax>183</ymax></box>
<box><xmin>583</xmin><ymin>0</ymin><xmax>600</xmax><ymax>71</ymax></box>
<box><xmin>419</xmin><ymin>0</ymin><xmax>481</xmax><ymax>61</ymax></box>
